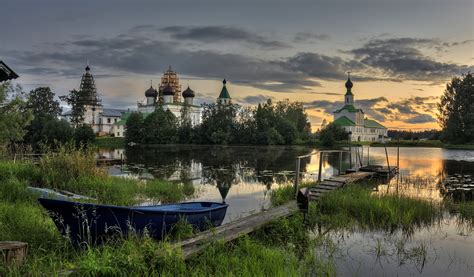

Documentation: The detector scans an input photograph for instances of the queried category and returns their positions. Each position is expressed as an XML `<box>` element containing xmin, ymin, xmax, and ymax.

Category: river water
<box><xmin>102</xmin><ymin>145</ymin><xmax>474</xmax><ymax>276</ymax></box>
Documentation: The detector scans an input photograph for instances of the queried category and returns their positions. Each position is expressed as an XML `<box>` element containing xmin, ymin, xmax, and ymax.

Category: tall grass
<box><xmin>311</xmin><ymin>185</ymin><xmax>442</xmax><ymax>233</ymax></box>
<box><xmin>445</xmin><ymin>200</ymin><xmax>474</xmax><ymax>225</ymax></box>
<box><xmin>39</xmin><ymin>144</ymin><xmax>105</xmax><ymax>189</ymax></box>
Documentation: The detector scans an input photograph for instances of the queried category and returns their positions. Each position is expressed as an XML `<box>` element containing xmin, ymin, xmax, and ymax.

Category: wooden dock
<box><xmin>304</xmin><ymin>171</ymin><xmax>376</xmax><ymax>201</ymax></box>
<box><xmin>173</xmin><ymin>201</ymin><xmax>299</xmax><ymax>259</ymax></box>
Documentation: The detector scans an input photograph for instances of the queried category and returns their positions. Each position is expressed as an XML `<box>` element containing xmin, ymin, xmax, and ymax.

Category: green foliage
<box><xmin>0</xmin><ymin>82</ymin><xmax>33</xmax><ymax>145</ymax></box>
<box><xmin>319</xmin><ymin>124</ymin><xmax>349</xmax><ymax>147</ymax></box>
<box><xmin>142</xmin><ymin>109</ymin><xmax>178</xmax><ymax>144</ymax></box>
<box><xmin>198</xmin><ymin>103</ymin><xmax>239</xmax><ymax>144</ymax></box>
<box><xmin>438</xmin><ymin>72</ymin><xmax>474</xmax><ymax>144</ymax></box>
<box><xmin>270</xmin><ymin>184</ymin><xmax>295</xmax><ymax>206</ymax></box>
<box><xmin>94</xmin><ymin>137</ymin><xmax>125</xmax><ymax>148</ymax></box>
<box><xmin>26</xmin><ymin>87</ymin><xmax>62</xmax><ymax>118</ymax></box>
<box><xmin>59</xmin><ymin>89</ymin><xmax>86</xmax><ymax>128</ymax></box>
<box><xmin>445</xmin><ymin>200</ymin><xmax>474</xmax><ymax>224</ymax></box>
<box><xmin>125</xmin><ymin>112</ymin><xmax>144</xmax><ymax>144</ymax></box>
<box><xmin>41</xmin><ymin>119</ymin><xmax>75</xmax><ymax>147</ymax></box>
<box><xmin>129</xmin><ymin>99</ymin><xmax>311</xmax><ymax>145</ymax></box>
<box><xmin>39</xmin><ymin>144</ymin><xmax>104</xmax><ymax>189</ymax></box>
<box><xmin>74</xmin><ymin>124</ymin><xmax>96</xmax><ymax>147</ymax></box>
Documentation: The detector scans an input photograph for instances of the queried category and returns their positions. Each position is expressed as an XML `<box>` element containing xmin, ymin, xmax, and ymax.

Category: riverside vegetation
<box><xmin>1</xmin><ymin>148</ymin><xmax>473</xmax><ymax>275</ymax></box>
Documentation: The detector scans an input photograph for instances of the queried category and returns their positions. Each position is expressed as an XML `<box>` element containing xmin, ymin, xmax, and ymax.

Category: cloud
<box><xmin>239</xmin><ymin>94</ymin><xmax>274</xmax><ymax>105</ymax></box>
<box><xmin>160</xmin><ymin>26</ymin><xmax>290</xmax><ymax>49</ymax></box>
<box><xmin>293</xmin><ymin>32</ymin><xmax>330</xmax><ymax>43</ymax></box>
<box><xmin>6</xmin><ymin>34</ymin><xmax>316</xmax><ymax>92</ymax></box>
<box><xmin>285</xmin><ymin>52</ymin><xmax>367</xmax><ymax>80</ymax></box>
<box><xmin>303</xmin><ymin>95</ymin><xmax>439</xmax><ymax>125</ymax></box>
<box><xmin>349</xmin><ymin>37</ymin><xmax>474</xmax><ymax>83</ymax></box>
<box><xmin>406</xmin><ymin>114</ymin><xmax>436</xmax><ymax>124</ymax></box>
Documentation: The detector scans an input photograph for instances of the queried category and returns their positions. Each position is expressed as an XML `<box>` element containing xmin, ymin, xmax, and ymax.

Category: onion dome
<box><xmin>182</xmin><ymin>86</ymin><xmax>195</xmax><ymax>98</ymax></box>
<box><xmin>162</xmin><ymin>84</ymin><xmax>175</xmax><ymax>96</ymax></box>
<box><xmin>85</xmin><ymin>65</ymin><xmax>90</xmax><ymax>71</ymax></box>
<box><xmin>344</xmin><ymin>72</ymin><xmax>353</xmax><ymax>95</ymax></box>
<box><xmin>145</xmin><ymin>86</ymin><xmax>158</xmax><ymax>97</ymax></box>
<box><xmin>345</xmin><ymin>78</ymin><xmax>353</xmax><ymax>90</ymax></box>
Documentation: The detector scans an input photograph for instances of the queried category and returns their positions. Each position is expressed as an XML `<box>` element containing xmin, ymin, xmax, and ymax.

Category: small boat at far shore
<box><xmin>38</xmin><ymin>198</ymin><xmax>228</xmax><ymax>243</ymax></box>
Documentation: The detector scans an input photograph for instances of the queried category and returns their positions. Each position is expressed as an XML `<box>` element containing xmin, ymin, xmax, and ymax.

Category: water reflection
<box><xmin>322</xmin><ymin>216</ymin><xmax>474</xmax><ymax>276</ymax></box>
<box><xmin>105</xmin><ymin>146</ymin><xmax>474</xmax><ymax>220</ymax></box>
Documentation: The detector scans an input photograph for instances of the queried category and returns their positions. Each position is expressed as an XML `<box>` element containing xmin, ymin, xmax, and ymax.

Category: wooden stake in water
<box><xmin>294</xmin><ymin>157</ymin><xmax>301</xmax><ymax>197</ymax></box>
<box><xmin>318</xmin><ymin>152</ymin><xmax>323</xmax><ymax>182</ymax></box>
<box><xmin>339</xmin><ymin>151</ymin><xmax>343</xmax><ymax>176</ymax></box>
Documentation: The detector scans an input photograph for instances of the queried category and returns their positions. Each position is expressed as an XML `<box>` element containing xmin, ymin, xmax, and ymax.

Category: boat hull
<box><xmin>38</xmin><ymin>198</ymin><xmax>228</xmax><ymax>243</ymax></box>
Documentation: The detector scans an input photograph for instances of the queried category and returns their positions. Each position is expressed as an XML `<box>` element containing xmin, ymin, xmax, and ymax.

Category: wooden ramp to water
<box><xmin>173</xmin><ymin>200</ymin><xmax>299</xmax><ymax>259</ymax></box>
<box><xmin>304</xmin><ymin>171</ymin><xmax>376</xmax><ymax>201</ymax></box>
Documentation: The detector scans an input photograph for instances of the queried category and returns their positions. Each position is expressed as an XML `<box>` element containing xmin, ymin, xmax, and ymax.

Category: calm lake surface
<box><xmin>103</xmin><ymin>145</ymin><xmax>474</xmax><ymax>276</ymax></box>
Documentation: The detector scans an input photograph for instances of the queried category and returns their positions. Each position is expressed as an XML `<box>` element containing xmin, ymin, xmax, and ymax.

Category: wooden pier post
<box><xmin>338</xmin><ymin>152</ymin><xmax>342</xmax><ymax>176</ymax></box>
<box><xmin>384</xmin><ymin>144</ymin><xmax>391</xmax><ymax>174</ymax></box>
<box><xmin>397</xmin><ymin>137</ymin><xmax>400</xmax><ymax>173</ymax></box>
<box><xmin>318</xmin><ymin>152</ymin><xmax>323</xmax><ymax>182</ymax></box>
<box><xmin>294</xmin><ymin>157</ymin><xmax>301</xmax><ymax>197</ymax></box>
<box><xmin>367</xmin><ymin>146</ymin><xmax>370</xmax><ymax>166</ymax></box>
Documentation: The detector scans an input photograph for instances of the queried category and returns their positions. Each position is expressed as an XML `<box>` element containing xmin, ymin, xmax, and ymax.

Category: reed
<box><xmin>312</xmin><ymin>185</ymin><xmax>442</xmax><ymax>232</ymax></box>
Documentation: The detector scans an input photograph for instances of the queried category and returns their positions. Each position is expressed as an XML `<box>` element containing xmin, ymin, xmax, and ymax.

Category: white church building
<box><xmin>136</xmin><ymin>66</ymin><xmax>202</xmax><ymax>127</ymax></box>
<box><xmin>332</xmin><ymin>75</ymin><xmax>387</xmax><ymax>142</ymax></box>
<box><xmin>62</xmin><ymin>65</ymin><xmax>126</xmax><ymax>136</ymax></box>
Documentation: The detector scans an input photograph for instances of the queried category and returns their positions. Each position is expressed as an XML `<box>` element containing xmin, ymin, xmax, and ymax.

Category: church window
<box><xmin>107</xmin><ymin>118</ymin><xmax>111</xmax><ymax>124</ymax></box>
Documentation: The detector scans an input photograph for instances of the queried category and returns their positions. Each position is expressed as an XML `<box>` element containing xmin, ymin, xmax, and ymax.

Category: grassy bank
<box><xmin>0</xmin><ymin>176</ymin><xmax>333</xmax><ymax>275</ymax></box>
<box><xmin>94</xmin><ymin>137</ymin><xmax>125</xmax><ymax>149</ymax></box>
<box><xmin>0</xmin><ymin>148</ymin><xmax>335</xmax><ymax>275</ymax></box>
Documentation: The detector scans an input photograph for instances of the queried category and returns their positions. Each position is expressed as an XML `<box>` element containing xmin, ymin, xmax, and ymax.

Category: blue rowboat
<box><xmin>38</xmin><ymin>198</ymin><xmax>228</xmax><ymax>243</ymax></box>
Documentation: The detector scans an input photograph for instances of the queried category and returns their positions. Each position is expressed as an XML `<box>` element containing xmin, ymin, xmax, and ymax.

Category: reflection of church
<box><xmin>137</xmin><ymin>66</ymin><xmax>202</xmax><ymax>126</ymax></box>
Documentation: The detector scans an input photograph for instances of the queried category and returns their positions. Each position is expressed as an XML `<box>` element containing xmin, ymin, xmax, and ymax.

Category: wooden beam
<box><xmin>174</xmin><ymin>201</ymin><xmax>299</xmax><ymax>259</ymax></box>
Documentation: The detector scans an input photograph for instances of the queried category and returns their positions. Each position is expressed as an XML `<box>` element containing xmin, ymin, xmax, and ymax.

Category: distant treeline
<box><xmin>126</xmin><ymin>99</ymin><xmax>312</xmax><ymax>145</ymax></box>
<box><xmin>0</xmin><ymin>85</ymin><xmax>95</xmax><ymax>153</ymax></box>
<box><xmin>387</xmin><ymin>129</ymin><xmax>441</xmax><ymax>140</ymax></box>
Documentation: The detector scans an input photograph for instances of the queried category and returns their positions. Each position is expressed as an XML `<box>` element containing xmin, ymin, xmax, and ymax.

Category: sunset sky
<box><xmin>1</xmin><ymin>0</ymin><xmax>473</xmax><ymax>131</ymax></box>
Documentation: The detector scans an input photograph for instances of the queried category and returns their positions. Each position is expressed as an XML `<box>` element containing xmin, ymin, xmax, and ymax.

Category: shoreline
<box><xmin>94</xmin><ymin>137</ymin><xmax>474</xmax><ymax>150</ymax></box>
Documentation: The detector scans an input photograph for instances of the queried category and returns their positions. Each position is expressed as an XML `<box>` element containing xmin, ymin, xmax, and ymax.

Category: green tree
<box><xmin>40</xmin><ymin>119</ymin><xmax>74</xmax><ymax>148</ymax></box>
<box><xmin>26</xmin><ymin>87</ymin><xmax>62</xmax><ymax>118</ymax></box>
<box><xmin>142</xmin><ymin>109</ymin><xmax>178</xmax><ymax>144</ymax></box>
<box><xmin>319</xmin><ymin>124</ymin><xmax>349</xmax><ymax>147</ymax></box>
<box><xmin>199</xmin><ymin>103</ymin><xmax>239</xmax><ymax>144</ymax></box>
<box><xmin>24</xmin><ymin>87</ymin><xmax>63</xmax><ymax>148</ymax></box>
<box><xmin>59</xmin><ymin>89</ymin><xmax>85</xmax><ymax>128</ymax></box>
<box><xmin>438</xmin><ymin>73</ymin><xmax>474</xmax><ymax>144</ymax></box>
<box><xmin>74</xmin><ymin>124</ymin><xmax>95</xmax><ymax>147</ymax></box>
<box><xmin>125</xmin><ymin>112</ymin><xmax>144</xmax><ymax>144</ymax></box>
<box><xmin>177</xmin><ymin>105</ymin><xmax>194</xmax><ymax>143</ymax></box>
<box><xmin>0</xmin><ymin>82</ymin><xmax>32</xmax><ymax>145</ymax></box>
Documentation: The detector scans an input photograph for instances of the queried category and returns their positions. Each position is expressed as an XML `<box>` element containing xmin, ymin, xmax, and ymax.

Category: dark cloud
<box><xmin>293</xmin><ymin>32</ymin><xmax>330</xmax><ymax>43</ymax></box>
<box><xmin>350</xmin><ymin>37</ymin><xmax>474</xmax><ymax>83</ymax></box>
<box><xmin>7</xmin><ymin>34</ymin><xmax>316</xmax><ymax>92</ymax></box>
<box><xmin>406</xmin><ymin>114</ymin><xmax>436</xmax><ymax>124</ymax></box>
<box><xmin>239</xmin><ymin>94</ymin><xmax>274</xmax><ymax>105</ymax></box>
<box><xmin>285</xmin><ymin>52</ymin><xmax>366</xmax><ymax>80</ymax></box>
<box><xmin>160</xmin><ymin>26</ymin><xmax>290</xmax><ymax>49</ymax></box>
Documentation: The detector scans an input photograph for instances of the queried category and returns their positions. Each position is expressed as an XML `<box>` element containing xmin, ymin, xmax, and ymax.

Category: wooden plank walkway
<box><xmin>173</xmin><ymin>200</ymin><xmax>299</xmax><ymax>259</ymax></box>
<box><xmin>306</xmin><ymin>171</ymin><xmax>376</xmax><ymax>201</ymax></box>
